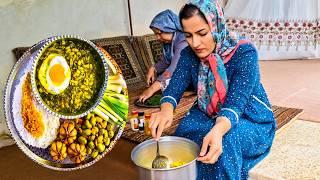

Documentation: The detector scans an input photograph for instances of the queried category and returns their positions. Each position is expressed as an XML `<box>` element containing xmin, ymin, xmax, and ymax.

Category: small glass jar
<box><xmin>138</xmin><ymin>112</ymin><xmax>145</xmax><ymax>133</ymax></box>
<box><xmin>130</xmin><ymin>111</ymin><xmax>139</xmax><ymax>131</ymax></box>
<box><xmin>144</xmin><ymin>113</ymin><xmax>152</xmax><ymax>136</ymax></box>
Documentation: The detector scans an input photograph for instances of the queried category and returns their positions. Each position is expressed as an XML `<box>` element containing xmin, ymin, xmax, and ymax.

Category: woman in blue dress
<box><xmin>139</xmin><ymin>9</ymin><xmax>188</xmax><ymax>102</ymax></box>
<box><xmin>149</xmin><ymin>1</ymin><xmax>276</xmax><ymax>179</ymax></box>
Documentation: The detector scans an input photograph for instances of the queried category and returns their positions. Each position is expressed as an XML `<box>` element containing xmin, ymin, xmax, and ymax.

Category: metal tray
<box><xmin>3</xmin><ymin>38</ymin><xmax>126</xmax><ymax>171</ymax></box>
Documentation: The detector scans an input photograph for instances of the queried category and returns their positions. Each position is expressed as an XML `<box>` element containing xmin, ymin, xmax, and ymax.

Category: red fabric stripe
<box><xmin>223</xmin><ymin>40</ymin><xmax>251</xmax><ymax>64</ymax></box>
<box><xmin>208</xmin><ymin>54</ymin><xmax>227</xmax><ymax>113</ymax></box>
<box><xmin>207</xmin><ymin>101</ymin><xmax>214</xmax><ymax>115</ymax></box>
<box><xmin>204</xmin><ymin>40</ymin><xmax>251</xmax><ymax>114</ymax></box>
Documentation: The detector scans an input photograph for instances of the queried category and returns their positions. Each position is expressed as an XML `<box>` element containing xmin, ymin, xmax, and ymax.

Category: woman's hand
<box><xmin>149</xmin><ymin>103</ymin><xmax>174</xmax><ymax>141</ymax></box>
<box><xmin>138</xmin><ymin>87</ymin><xmax>154</xmax><ymax>103</ymax></box>
<box><xmin>138</xmin><ymin>81</ymin><xmax>161</xmax><ymax>103</ymax></box>
<box><xmin>146</xmin><ymin>67</ymin><xmax>156</xmax><ymax>86</ymax></box>
<box><xmin>197</xmin><ymin>126</ymin><xmax>223</xmax><ymax>164</ymax></box>
<box><xmin>197</xmin><ymin>117</ymin><xmax>231</xmax><ymax>164</ymax></box>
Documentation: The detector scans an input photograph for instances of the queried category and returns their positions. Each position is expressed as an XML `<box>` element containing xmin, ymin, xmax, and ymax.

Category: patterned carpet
<box><xmin>122</xmin><ymin>89</ymin><xmax>304</xmax><ymax>143</ymax></box>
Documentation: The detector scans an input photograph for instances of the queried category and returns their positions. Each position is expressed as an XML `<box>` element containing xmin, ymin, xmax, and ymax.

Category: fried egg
<box><xmin>38</xmin><ymin>54</ymin><xmax>71</xmax><ymax>94</ymax></box>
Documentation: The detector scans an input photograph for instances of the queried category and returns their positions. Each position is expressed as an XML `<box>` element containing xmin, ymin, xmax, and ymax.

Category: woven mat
<box><xmin>122</xmin><ymin>88</ymin><xmax>304</xmax><ymax>143</ymax></box>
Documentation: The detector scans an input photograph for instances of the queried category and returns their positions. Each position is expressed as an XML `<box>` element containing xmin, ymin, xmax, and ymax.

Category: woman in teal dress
<box><xmin>149</xmin><ymin>1</ymin><xmax>276</xmax><ymax>179</ymax></box>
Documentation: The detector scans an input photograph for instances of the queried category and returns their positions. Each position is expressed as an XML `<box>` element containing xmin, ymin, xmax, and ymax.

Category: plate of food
<box><xmin>134</xmin><ymin>94</ymin><xmax>162</xmax><ymax>108</ymax></box>
<box><xmin>3</xmin><ymin>36</ymin><xmax>129</xmax><ymax>171</ymax></box>
<box><xmin>31</xmin><ymin>35</ymin><xmax>109</xmax><ymax>119</ymax></box>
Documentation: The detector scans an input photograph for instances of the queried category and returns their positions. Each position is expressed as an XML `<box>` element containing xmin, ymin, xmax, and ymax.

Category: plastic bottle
<box><xmin>144</xmin><ymin>113</ymin><xmax>152</xmax><ymax>136</ymax></box>
<box><xmin>130</xmin><ymin>111</ymin><xmax>139</xmax><ymax>131</ymax></box>
<box><xmin>138</xmin><ymin>112</ymin><xmax>145</xmax><ymax>133</ymax></box>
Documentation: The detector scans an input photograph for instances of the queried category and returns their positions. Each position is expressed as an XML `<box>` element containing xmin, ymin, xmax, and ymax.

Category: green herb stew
<box><xmin>35</xmin><ymin>38</ymin><xmax>105</xmax><ymax>115</ymax></box>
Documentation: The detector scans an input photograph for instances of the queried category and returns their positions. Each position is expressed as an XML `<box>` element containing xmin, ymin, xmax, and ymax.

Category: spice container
<box><xmin>130</xmin><ymin>111</ymin><xmax>139</xmax><ymax>131</ymax></box>
<box><xmin>138</xmin><ymin>112</ymin><xmax>144</xmax><ymax>133</ymax></box>
<box><xmin>144</xmin><ymin>114</ymin><xmax>152</xmax><ymax>136</ymax></box>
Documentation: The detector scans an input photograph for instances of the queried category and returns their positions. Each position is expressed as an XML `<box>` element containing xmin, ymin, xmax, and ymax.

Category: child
<box><xmin>138</xmin><ymin>9</ymin><xmax>188</xmax><ymax>103</ymax></box>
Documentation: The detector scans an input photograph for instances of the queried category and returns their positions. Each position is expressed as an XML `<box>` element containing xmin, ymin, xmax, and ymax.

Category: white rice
<box><xmin>12</xmin><ymin>73</ymin><xmax>60</xmax><ymax>149</ymax></box>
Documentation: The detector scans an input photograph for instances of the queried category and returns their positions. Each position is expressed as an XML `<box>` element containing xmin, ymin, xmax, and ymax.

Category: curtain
<box><xmin>224</xmin><ymin>0</ymin><xmax>319</xmax><ymax>60</ymax></box>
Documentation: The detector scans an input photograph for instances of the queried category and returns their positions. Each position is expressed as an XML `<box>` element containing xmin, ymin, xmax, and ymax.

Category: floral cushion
<box><xmin>132</xmin><ymin>34</ymin><xmax>163</xmax><ymax>70</ymax></box>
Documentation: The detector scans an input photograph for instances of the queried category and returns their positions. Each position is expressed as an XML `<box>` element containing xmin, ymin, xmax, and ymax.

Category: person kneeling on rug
<box><xmin>149</xmin><ymin>1</ymin><xmax>276</xmax><ymax>179</ymax></box>
<box><xmin>139</xmin><ymin>9</ymin><xmax>188</xmax><ymax>103</ymax></box>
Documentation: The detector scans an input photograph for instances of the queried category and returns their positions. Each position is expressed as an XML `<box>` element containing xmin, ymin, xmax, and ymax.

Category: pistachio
<box><xmin>90</xmin><ymin>116</ymin><xmax>97</xmax><ymax>126</ymax></box>
<box><xmin>89</xmin><ymin>135</ymin><xmax>96</xmax><ymax>141</ymax></box>
<box><xmin>99</xmin><ymin>129</ymin><xmax>107</xmax><ymax>136</ymax></box>
<box><xmin>82</xmin><ymin>129</ymin><xmax>92</xmax><ymax>136</ymax></box>
<box><xmin>103</xmin><ymin>131</ymin><xmax>109</xmax><ymax>138</ymax></box>
<box><xmin>91</xmin><ymin>127</ymin><xmax>99</xmax><ymax>135</ymax></box>
<box><xmin>101</xmin><ymin>121</ymin><xmax>107</xmax><ymax>129</ymax></box>
<box><xmin>97</xmin><ymin>143</ymin><xmax>106</xmax><ymax>153</ymax></box>
<box><xmin>78</xmin><ymin>136</ymin><xmax>87</xmax><ymax>145</ymax></box>
<box><xmin>88</xmin><ymin>141</ymin><xmax>95</xmax><ymax>149</ymax></box>
<box><xmin>104</xmin><ymin>137</ymin><xmax>110</xmax><ymax>146</ymax></box>
<box><xmin>96</xmin><ymin>117</ymin><xmax>103</xmax><ymax>123</ymax></box>
<box><xmin>108</xmin><ymin>131</ymin><xmax>114</xmax><ymax>139</ymax></box>
<box><xmin>97</xmin><ymin>135</ymin><xmax>104</xmax><ymax>144</ymax></box>
<box><xmin>107</xmin><ymin>124</ymin><xmax>114</xmax><ymax>131</ymax></box>
<box><xmin>86</xmin><ymin>113</ymin><xmax>92</xmax><ymax>120</ymax></box>
<box><xmin>91</xmin><ymin>150</ymin><xmax>99</xmax><ymax>159</ymax></box>
<box><xmin>84</xmin><ymin>120</ymin><xmax>92</xmax><ymax>129</ymax></box>
<box><xmin>87</xmin><ymin>147</ymin><xmax>92</xmax><ymax>155</ymax></box>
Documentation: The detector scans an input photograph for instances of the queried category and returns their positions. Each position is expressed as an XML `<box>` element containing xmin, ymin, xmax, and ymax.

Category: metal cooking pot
<box><xmin>131</xmin><ymin>136</ymin><xmax>199</xmax><ymax>180</ymax></box>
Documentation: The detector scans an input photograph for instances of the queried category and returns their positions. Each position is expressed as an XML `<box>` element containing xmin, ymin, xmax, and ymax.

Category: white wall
<box><xmin>0</xmin><ymin>0</ymin><xmax>130</xmax><ymax>136</ymax></box>
<box><xmin>131</xmin><ymin>0</ymin><xmax>187</xmax><ymax>35</ymax></box>
<box><xmin>0</xmin><ymin>0</ymin><xmax>186</xmax><ymax>140</ymax></box>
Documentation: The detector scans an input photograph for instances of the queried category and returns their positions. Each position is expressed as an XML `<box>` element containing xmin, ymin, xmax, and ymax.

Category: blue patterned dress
<box><xmin>160</xmin><ymin>44</ymin><xmax>276</xmax><ymax>180</ymax></box>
